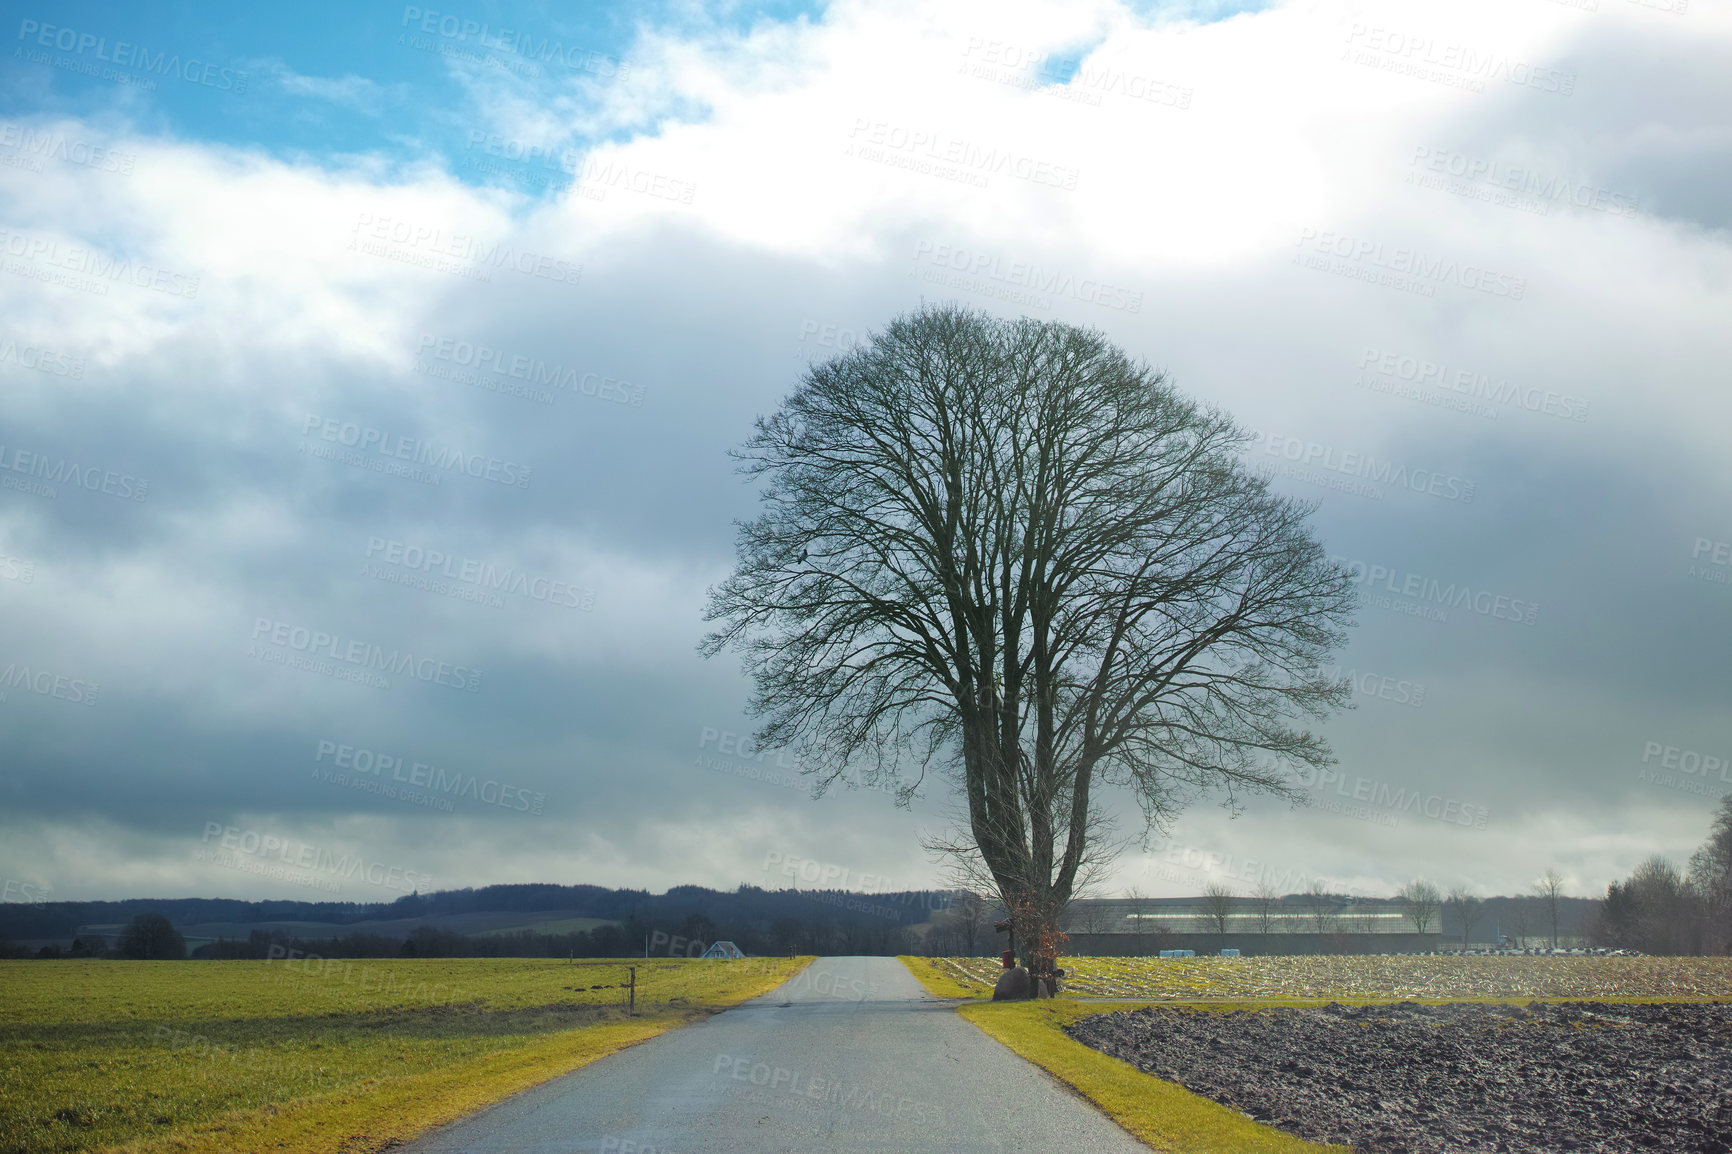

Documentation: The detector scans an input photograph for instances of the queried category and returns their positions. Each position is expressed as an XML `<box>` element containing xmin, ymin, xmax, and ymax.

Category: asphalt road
<box><xmin>400</xmin><ymin>955</ymin><xmax>1150</xmax><ymax>1153</ymax></box>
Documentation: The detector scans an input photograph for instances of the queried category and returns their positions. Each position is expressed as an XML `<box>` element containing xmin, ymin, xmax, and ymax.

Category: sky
<box><xmin>0</xmin><ymin>0</ymin><xmax>1728</xmax><ymax>910</ymax></box>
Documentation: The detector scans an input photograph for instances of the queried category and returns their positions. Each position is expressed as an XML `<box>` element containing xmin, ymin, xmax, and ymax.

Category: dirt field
<box><xmin>929</xmin><ymin>953</ymin><xmax>1732</xmax><ymax>1001</ymax></box>
<box><xmin>1068</xmin><ymin>1000</ymin><xmax>1732</xmax><ymax>1153</ymax></box>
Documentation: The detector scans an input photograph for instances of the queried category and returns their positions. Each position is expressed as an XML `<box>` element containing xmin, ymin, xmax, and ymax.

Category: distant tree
<box><xmin>1200</xmin><ymin>881</ymin><xmax>1236</xmax><ymax>941</ymax></box>
<box><xmin>1251</xmin><ymin>879</ymin><xmax>1280</xmax><ymax>934</ymax></box>
<box><xmin>930</xmin><ymin>892</ymin><xmax>991</xmax><ymax>955</ymax></box>
<box><xmin>1064</xmin><ymin>899</ymin><xmax>1112</xmax><ymax>936</ymax></box>
<box><xmin>1627</xmin><ymin>856</ymin><xmax>1699</xmax><ymax>955</ymax></box>
<box><xmin>1505</xmin><ymin>896</ymin><xmax>1532</xmax><ymax>948</ymax></box>
<box><xmin>118</xmin><ymin>914</ymin><xmax>185</xmax><ymax>960</ymax></box>
<box><xmin>1398</xmin><ymin>879</ymin><xmax>1441</xmax><ymax>934</ymax></box>
<box><xmin>1445</xmin><ymin>887</ymin><xmax>1484</xmax><ymax>947</ymax></box>
<box><xmin>1303</xmin><ymin>879</ymin><xmax>1336</xmax><ymax>933</ymax></box>
<box><xmin>1688</xmin><ymin>796</ymin><xmax>1732</xmax><ymax>955</ymax></box>
<box><xmin>1532</xmin><ymin>869</ymin><xmax>1567</xmax><ymax>948</ymax></box>
<box><xmin>953</xmin><ymin>891</ymin><xmax>991</xmax><ymax>955</ymax></box>
<box><xmin>1595</xmin><ymin>880</ymin><xmax>1640</xmax><ymax>948</ymax></box>
<box><xmin>682</xmin><ymin>912</ymin><xmax>717</xmax><ymax>946</ymax></box>
<box><xmin>1124</xmin><ymin>887</ymin><xmax>1150</xmax><ymax>954</ymax></box>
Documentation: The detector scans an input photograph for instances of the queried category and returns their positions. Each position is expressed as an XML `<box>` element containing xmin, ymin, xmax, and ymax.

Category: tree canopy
<box><xmin>703</xmin><ymin>304</ymin><xmax>1357</xmax><ymax>973</ymax></box>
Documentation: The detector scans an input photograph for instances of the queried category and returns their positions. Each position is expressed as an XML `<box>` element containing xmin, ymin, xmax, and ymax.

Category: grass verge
<box><xmin>954</xmin><ymin>999</ymin><xmax>1347</xmax><ymax>1154</ymax></box>
<box><xmin>1</xmin><ymin>956</ymin><xmax>810</xmax><ymax>1154</ymax></box>
<box><xmin>896</xmin><ymin>955</ymin><xmax>992</xmax><ymax>999</ymax></box>
<box><xmin>904</xmin><ymin>954</ymin><xmax>1732</xmax><ymax>1152</ymax></box>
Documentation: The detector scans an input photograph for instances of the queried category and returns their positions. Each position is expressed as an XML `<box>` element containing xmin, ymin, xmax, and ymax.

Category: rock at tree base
<box><xmin>992</xmin><ymin>966</ymin><xmax>1032</xmax><ymax>1001</ymax></box>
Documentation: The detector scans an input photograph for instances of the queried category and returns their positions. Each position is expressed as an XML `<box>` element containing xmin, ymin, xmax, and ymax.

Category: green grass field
<box><xmin>0</xmin><ymin>956</ymin><xmax>807</xmax><ymax>1154</ymax></box>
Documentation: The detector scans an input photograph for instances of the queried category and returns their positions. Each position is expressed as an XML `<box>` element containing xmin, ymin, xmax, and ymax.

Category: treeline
<box><xmin>0</xmin><ymin>882</ymin><xmax>953</xmax><ymax>949</ymax></box>
<box><xmin>0</xmin><ymin>883</ymin><xmax>961</xmax><ymax>960</ymax></box>
<box><xmin>11</xmin><ymin>913</ymin><xmax>930</xmax><ymax>962</ymax></box>
<box><xmin>1589</xmin><ymin>796</ymin><xmax>1732</xmax><ymax>955</ymax></box>
<box><xmin>191</xmin><ymin>916</ymin><xmax>924</xmax><ymax>961</ymax></box>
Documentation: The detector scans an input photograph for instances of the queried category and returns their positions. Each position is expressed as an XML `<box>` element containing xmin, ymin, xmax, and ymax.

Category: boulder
<box><xmin>992</xmin><ymin>965</ymin><xmax>1032</xmax><ymax>1001</ymax></box>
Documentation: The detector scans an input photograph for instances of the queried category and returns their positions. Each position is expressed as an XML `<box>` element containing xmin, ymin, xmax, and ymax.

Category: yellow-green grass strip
<box><xmin>897</xmin><ymin>955</ymin><xmax>993</xmax><ymax>999</ymax></box>
<box><xmin>955</xmin><ymin>999</ymin><xmax>1348</xmax><ymax>1154</ymax></box>
<box><xmin>0</xmin><ymin>956</ymin><xmax>810</xmax><ymax>1154</ymax></box>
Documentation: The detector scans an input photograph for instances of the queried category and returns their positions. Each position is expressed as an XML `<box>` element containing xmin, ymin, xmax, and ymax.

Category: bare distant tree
<box><xmin>1689</xmin><ymin>796</ymin><xmax>1732</xmax><ymax>955</ymax></box>
<box><xmin>1065</xmin><ymin>899</ymin><xmax>1112</xmax><ymax>935</ymax></box>
<box><xmin>1124</xmin><ymin>886</ymin><xmax>1150</xmax><ymax>954</ymax></box>
<box><xmin>1252</xmin><ymin>878</ymin><xmax>1280</xmax><ymax>934</ymax></box>
<box><xmin>1505</xmin><ymin>896</ymin><xmax>1532</xmax><ymax>948</ymax></box>
<box><xmin>1304</xmin><ymin>879</ymin><xmax>1336</xmax><ymax>933</ymax></box>
<box><xmin>1446</xmin><ymin>886</ymin><xmax>1485</xmax><ymax>947</ymax></box>
<box><xmin>1533</xmin><ymin>869</ymin><xmax>1566</xmax><ymax>948</ymax></box>
<box><xmin>1399</xmin><ymin>879</ymin><xmax>1441</xmax><ymax>935</ymax></box>
<box><xmin>1629</xmin><ymin>856</ymin><xmax>1698</xmax><ymax>955</ymax></box>
<box><xmin>946</xmin><ymin>891</ymin><xmax>991</xmax><ymax>955</ymax></box>
<box><xmin>702</xmin><ymin>304</ymin><xmax>1360</xmax><ymax>979</ymax></box>
<box><xmin>1201</xmin><ymin>880</ymin><xmax>1236</xmax><ymax>940</ymax></box>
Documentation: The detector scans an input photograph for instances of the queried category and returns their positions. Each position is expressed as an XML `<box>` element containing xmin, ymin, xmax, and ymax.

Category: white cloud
<box><xmin>2</xmin><ymin>0</ymin><xmax>1730</xmax><ymax>901</ymax></box>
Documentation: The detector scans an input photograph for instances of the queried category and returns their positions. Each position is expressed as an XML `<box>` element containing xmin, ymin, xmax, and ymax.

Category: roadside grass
<box><xmin>896</xmin><ymin>955</ymin><xmax>992</xmax><ymax>999</ymax></box>
<box><xmin>956</xmin><ymin>999</ymin><xmax>1347</xmax><ymax>1154</ymax></box>
<box><xmin>902</xmin><ymin>955</ymin><xmax>1732</xmax><ymax>1153</ymax></box>
<box><xmin>0</xmin><ymin>956</ymin><xmax>808</xmax><ymax>1154</ymax></box>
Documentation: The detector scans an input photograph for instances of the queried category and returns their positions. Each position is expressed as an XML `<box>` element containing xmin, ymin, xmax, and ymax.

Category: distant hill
<box><xmin>0</xmin><ymin>882</ymin><xmax>957</xmax><ymax>954</ymax></box>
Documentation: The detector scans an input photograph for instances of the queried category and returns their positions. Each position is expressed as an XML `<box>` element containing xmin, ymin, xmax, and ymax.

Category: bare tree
<box><xmin>1505</xmin><ymin>896</ymin><xmax>1532</xmax><ymax>948</ymax></box>
<box><xmin>1200</xmin><ymin>880</ymin><xmax>1236</xmax><ymax>943</ymax></box>
<box><xmin>703</xmin><ymin>304</ymin><xmax>1358</xmax><ymax>979</ymax></box>
<box><xmin>1689</xmin><ymin>795</ymin><xmax>1732</xmax><ymax>955</ymax></box>
<box><xmin>1252</xmin><ymin>878</ymin><xmax>1280</xmax><ymax>934</ymax></box>
<box><xmin>1065</xmin><ymin>899</ymin><xmax>1112</xmax><ymax>935</ymax></box>
<box><xmin>1399</xmin><ymin>879</ymin><xmax>1441</xmax><ymax>935</ymax></box>
<box><xmin>1446</xmin><ymin>886</ymin><xmax>1485</xmax><ymax>947</ymax></box>
<box><xmin>1124</xmin><ymin>886</ymin><xmax>1150</xmax><ymax>954</ymax></box>
<box><xmin>941</xmin><ymin>891</ymin><xmax>991</xmax><ymax>955</ymax></box>
<box><xmin>1304</xmin><ymin>879</ymin><xmax>1336</xmax><ymax>934</ymax></box>
<box><xmin>1533</xmin><ymin>869</ymin><xmax>1566</xmax><ymax>948</ymax></box>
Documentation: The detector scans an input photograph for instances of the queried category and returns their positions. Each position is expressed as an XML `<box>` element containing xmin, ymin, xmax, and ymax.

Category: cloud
<box><xmin>1</xmin><ymin>0</ymin><xmax>1729</xmax><ymax>904</ymax></box>
<box><xmin>258</xmin><ymin>62</ymin><xmax>399</xmax><ymax>114</ymax></box>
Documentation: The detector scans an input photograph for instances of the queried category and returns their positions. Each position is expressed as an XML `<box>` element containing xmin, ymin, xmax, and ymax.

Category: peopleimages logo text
<box><xmin>0</xmin><ymin>227</ymin><xmax>199</xmax><ymax>298</ymax></box>
<box><xmin>1358</xmin><ymin>347</ymin><xmax>1588</xmax><ymax>422</ymax></box>
<box><xmin>416</xmin><ymin>336</ymin><xmax>644</xmax><ymax>406</ymax></box>
<box><xmin>250</xmin><ymin>618</ymin><xmax>482</xmax><ymax>692</ymax></box>
<box><xmin>1251</xmin><ymin>431</ymin><xmax>1474</xmax><ymax>502</ymax></box>
<box><xmin>0</xmin><ymin>336</ymin><xmax>85</xmax><ymax>377</ymax></box>
<box><xmin>1296</xmin><ymin>228</ymin><xmax>1525</xmax><ymax>299</ymax></box>
<box><xmin>199</xmin><ymin>823</ymin><xmax>430</xmax><ymax>892</ymax></box>
<box><xmin>365</xmin><ymin>537</ymin><xmax>593</xmax><ymax>610</ymax></box>
<box><xmin>301</xmin><ymin>416</ymin><xmax>531</xmax><ymax>488</ymax></box>
<box><xmin>1295</xmin><ymin>766</ymin><xmax>1489</xmax><ymax>830</ymax></box>
<box><xmin>912</xmin><ymin>241</ymin><xmax>1142</xmax><ymax>313</ymax></box>
<box><xmin>15</xmin><ymin>19</ymin><xmax>248</xmax><ymax>92</ymax></box>
<box><xmin>0</xmin><ymin>444</ymin><xmax>148</xmax><ymax>500</ymax></box>
<box><xmin>399</xmin><ymin>7</ymin><xmax>629</xmax><ymax>78</ymax></box>
<box><xmin>315</xmin><ymin>740</ymin><xmax>544</xmax><ymax>813</ymax></box>
<box><xmin>1332</xmin><ymin>556</ymin><xmax>1539</xmax><ymax>626</ymax></box>
<box><xmin>1</xmin><ymin>662</ymin><xmax>98</xmax><ymax>705</ymax></box>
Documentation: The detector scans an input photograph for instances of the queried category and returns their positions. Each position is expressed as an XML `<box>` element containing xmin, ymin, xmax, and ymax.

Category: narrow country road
<box><xmin>400</xmin><ymin>955</ymin><xmax>1150</xmax><ymax>1153</ymax></box>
